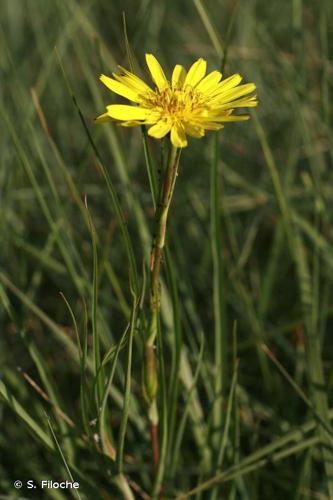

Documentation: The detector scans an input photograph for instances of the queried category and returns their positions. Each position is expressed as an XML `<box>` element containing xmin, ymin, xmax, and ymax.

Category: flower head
<box><xmin>96</xmin><ymin>54</ymin><xmax>258</xmax><ymax>148</ymax></box>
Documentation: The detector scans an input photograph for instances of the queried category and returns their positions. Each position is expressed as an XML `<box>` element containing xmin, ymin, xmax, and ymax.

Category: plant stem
<box><xmin>211</xmin><ymin>135</ymin><xmax>228</xmax><ymax>448</ymax></box>
<box><xmin>151</xmin><ymin>422</ymin><xmax>159</xmax><ymax>469</ymax></box>
<box><xmin>143</xmin><ymin>144</ymin><xmax>181</xmax><ymax>460</ymax></box>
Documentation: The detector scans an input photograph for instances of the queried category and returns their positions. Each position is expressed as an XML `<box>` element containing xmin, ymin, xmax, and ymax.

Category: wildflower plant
<box><xmin>96</xmin><ymin>52</ymin><xmax>258</xmax><ymax>478</ymax></box>
<box><xmin>96</xmin><ymin>54</ymin><xmax>257</xmax><ymax>148</ymax></box>
<box><xmin>3</xmin><ymin>2</ymin><xmax>333</xmax><ymax>499</ymax></box>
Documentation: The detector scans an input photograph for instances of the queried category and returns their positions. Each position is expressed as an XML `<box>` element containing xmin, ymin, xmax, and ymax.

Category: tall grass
<box><xmin>1</xmin><ymin>0</ymin><xmax>333</xmax><ymax>498</ymax></box>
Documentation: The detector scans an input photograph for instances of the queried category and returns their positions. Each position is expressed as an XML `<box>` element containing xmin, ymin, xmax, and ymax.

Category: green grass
<box><xmin>1</xmin><ymin>0</ymin><xmax>333</xmax><ymax>498</ymax></box>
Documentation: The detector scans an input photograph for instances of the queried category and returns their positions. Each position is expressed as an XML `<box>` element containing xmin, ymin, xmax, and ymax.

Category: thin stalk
<box><xmin>165</xmin><ymin>244</ymin><xmax>182</xmax><ymax>470</ymax></box>
<box><xmin>152</xmin><ymin>318</ymin><xmax>168</xmax><ymax>498</ymax></box>
<box><xmin>143</xmin><ymin>144</ymin><xmax>181</xmax><ymax>461</ymax></box>
<box><xmin>117</xmin><ymin>292</ymin><xmax>139</xmax><ymax>473</ymax></box>
<box><xmin>114</xmin><ymin>289</ymin><xmax>138</xmax><ymax>500</ymax></box>
<box><xmin>211</xmin><ymin>136</ymin><xmax>228</xmax><ymax>448</ymax></box>
<box><xmin>141</xmin><ymin>111</ymin><xmax>183</xmax><ymax>479</ymax></box>
<box><xmin>210</xmin><ymin>360</ymin><xmax>239</xmax><ymax>500</ymax></box>
<box><xmin>192</xmin><ymin>0</ymin><xmax>224</xmax><ymax>59</ymax></box>
<box><xmin>46</xmin><ymin>415</ymin><xmax>82</xmax><ymax>500</ymax></box>
<box><xmin>85</xmin><ymin>198</ymin><xmax>104</xmax><ymax>407</ymax></box>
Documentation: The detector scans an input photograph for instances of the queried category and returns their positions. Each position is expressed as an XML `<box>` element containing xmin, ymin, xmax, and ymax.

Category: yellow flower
<box><xmin>96</xmin><ymin>54</ymin><xmax>258</xmax><ymax>148</ymax></box>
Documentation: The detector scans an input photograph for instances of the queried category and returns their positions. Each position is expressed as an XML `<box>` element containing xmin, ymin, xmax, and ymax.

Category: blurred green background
<box><xmin>1</xmin><ymin>0</ymin><xmax>333</xmax><ymax>498</ymax></box>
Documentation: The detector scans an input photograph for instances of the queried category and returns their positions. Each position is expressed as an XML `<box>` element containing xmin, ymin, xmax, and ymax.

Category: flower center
<box><xmin>143</xmin><ymin>85</ymin><xmax>206</xmax><ymax>122</ymax></box>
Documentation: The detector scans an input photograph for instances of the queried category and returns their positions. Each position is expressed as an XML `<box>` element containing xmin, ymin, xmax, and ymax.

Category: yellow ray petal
<box><xmin>106</xmin><ymin>104</ymin><xmax>152</xmax><ymax>121</ymax></box>
<box><xmin>184</xmin><ymin>123</ymin><xmax>205</xmax><ymax>138</ymax></box>
<box><xmin>184</xmin><ymin>58</ymin><xmax>207</xmax><ymax>87</ymax></box>
<box><xmin>200</xmin><ymin>122</ymin><xmax>224</xmax><ymax>131</ymax></box>
<box><xmin>208</xmin><ymin>74</ymin><xmax>243</xmax><ymax>97</ymax></box>
<box><xmin>145</xmin><ymin>54</ymin><xmax>168</xmax><ymax>91</ymax></box>
<box><xmin>95</xmin><ymin>111</ymin><xmax>113</xmax><ymax>123</ymax></box>
<box><xmin>172</xmin><ymin>64</ymin><xmax>187</xmax><ymax>89</ymax></box>
<box><xmin>100</xmin><ymin>74</ymin><xmax>141</xmax><ymax>102</ymax></box>
<box><xmin>215</xmin><ymin>96</ymin><xmax>258</xmax><ymax>110</ymax></box>
<box><xmin>171</xmin><ymin>124</ymin><xmax>188</xmax><ymax>148</ymax></box>
<box><xmin>121</xmin><ymin>121</ymin><xmax>143</xmax><ymax>127</ymax></box>
<box><xmin>212</xmin><ymin>114</ymin><xmax>250</xmax><ymax>122</ymax></box>
<box><xmin>148</xmin><ymin>120</ymin><xmax>172</xmax><ymax>139</ymax></box>
<box><xmin>115</xmin><ymin>66</ymin><xmax>153</xmax><ymax>94</ymax></box>
<box><xmin>196</xmin><ymin>71</ymin><xmax>222</xmax><ymax>93</ymax></box>
<box><xmin>213</xmin><ymin>83</ymin><xmax>256</xmax><ymax>104</ymax></box>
